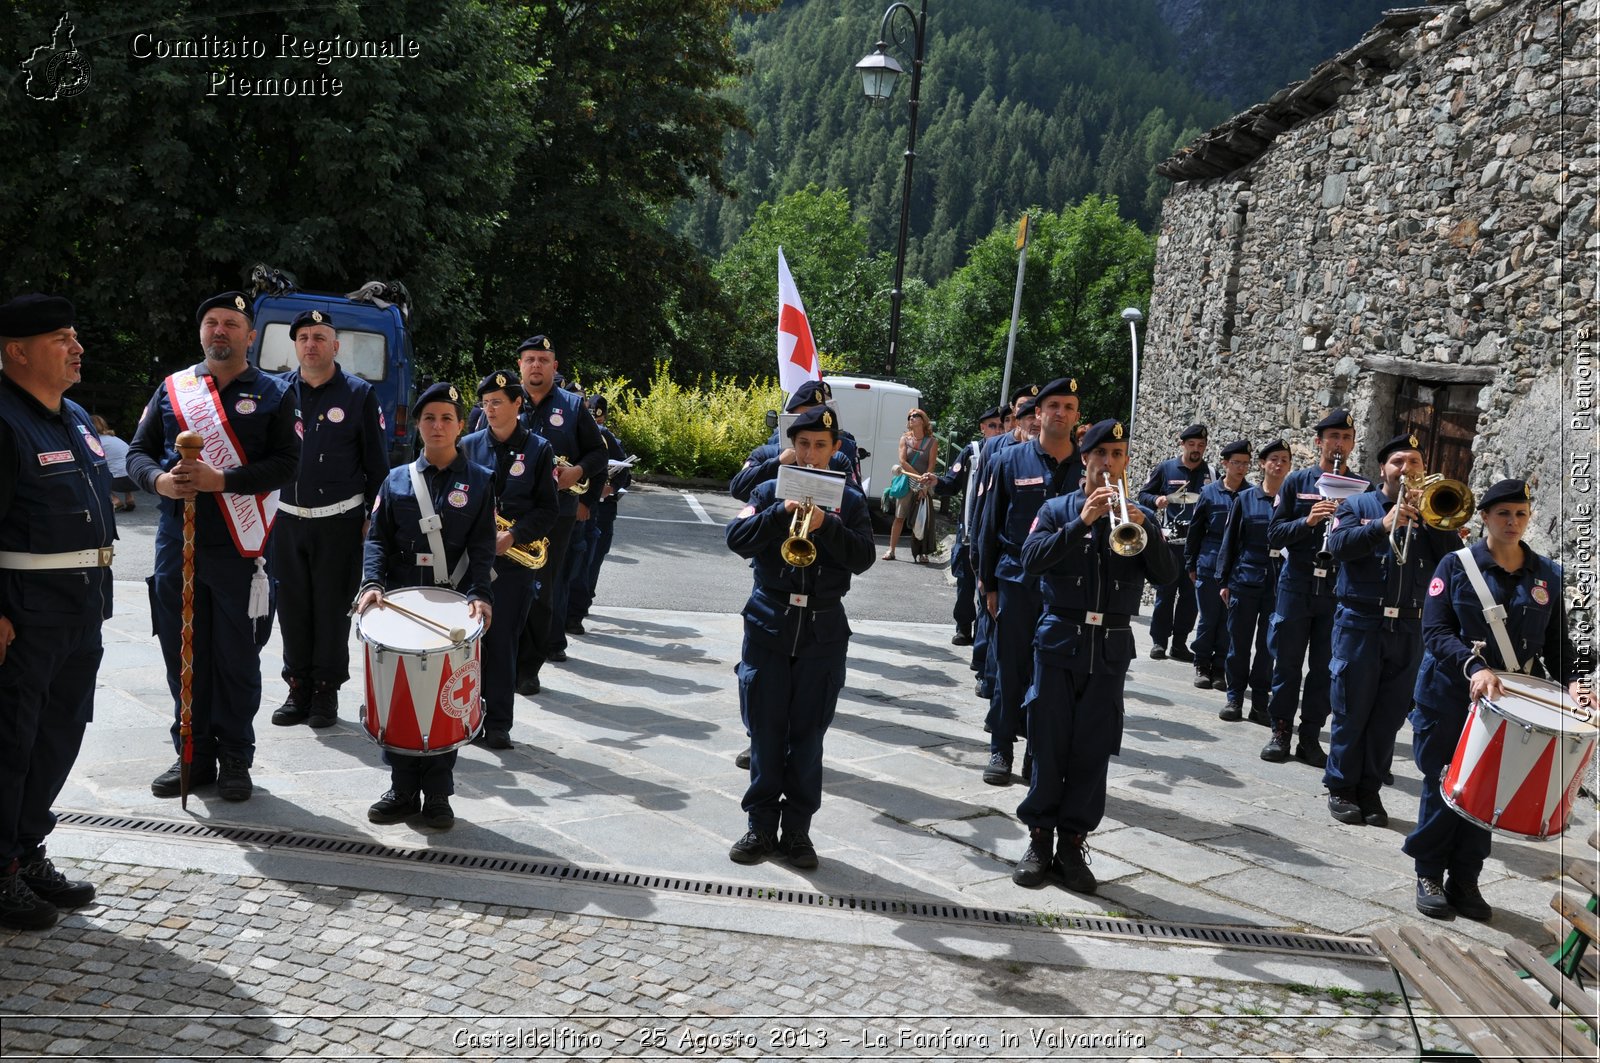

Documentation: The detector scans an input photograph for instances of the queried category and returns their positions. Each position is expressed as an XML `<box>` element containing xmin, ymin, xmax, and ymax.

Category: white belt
<box><xmin>1269</xmin><ymin>549</ymin><xmax>1283</xmax><ymax>559</ymax></box>
<box><xmin>278</xmin><ymin>493</ymin><xmax>364</xmax><ymax>519</ymax></box>
<box><xmin>0</xmin><ymin>547</ymin><xmax>115</xmax><ymax>570</ymax></box>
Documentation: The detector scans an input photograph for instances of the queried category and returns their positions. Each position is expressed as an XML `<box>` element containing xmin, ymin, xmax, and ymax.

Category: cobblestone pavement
<box><xmin>0</xmin><ymin>860</ymin><xmax>1463</xmax><ymax>1061</ymax></box>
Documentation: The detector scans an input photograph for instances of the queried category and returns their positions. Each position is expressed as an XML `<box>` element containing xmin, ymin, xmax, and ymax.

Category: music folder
<box><xmin>776</xmin><ymin>465</ymin><xmax>846</xmax><ymax>510</ymax></box>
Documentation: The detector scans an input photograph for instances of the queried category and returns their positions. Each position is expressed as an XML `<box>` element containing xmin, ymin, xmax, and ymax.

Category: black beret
<box><xmin>784</xmin><ymin>379</ymin><xmax>833</xmax><ymax>412</ymax></box>
<box><xmin>1478</xmin><ymin>478</ymin><xmax>1532</xmax><ymax>510</ymax></box>
<box><xmin>1036</xmin><ymin>377</ymin><xmax>1080</xmax><ymax>403</ymax></box>
<box><xmin>0</xmin><ymin>293</ymin><xmax>74</xmax><ymax>337</ymax></box>
<box><xmin>412</xmin><ymin>381</ymin><xmax>462</xmax><ymax>420</ymax></box>
<box><xmin>1314</xmin><ymin>408</ymin><xmax>1355</xmax><ymax>434</ymax></box>
<box><xmin>978</xmin><ymin>406</ymin><xmax>1002</xmax><ymax>422</ymax></box>
<box><xmin>476</xmin><ymin>370</ymin><xmax>525</xmax><ymax>402</ymax></box>
<box><xmin>1178</xmin><ymin>423</ymin><xmax>1208</xmax><ymax>441</ymax></box>
<box><xmin>787</xmin><ymin>405</ymin><xmax>841</xmax><ymax>439</ymax></box>
<box><xmin>517</xmin><ymin>334</ymin><xmax>555</xmax><ymax>355</ymax></box>
<box><xmin>1011</xmin><ymin>383</ymin><xmax>1040</xmax><ymax>406</ymax></box>
<box><xmin>1015</xmin><ymin>395</ymin><xmax>1039</xmax><ymax>418</ymax></box>
<box><xmin>288</xmin><ymin>308</ymin><xmax>335</xmax><ymax>338</ymax></box>
<box><xmin>1256</xmin><ymin>438</ymin><xmax>1290</xmax><ymax>459</ymax></box>
<box><xmin>586</xmin><ymin>393</ymin><xmax>608</xmax><ymax>416</ymax></box>
<box><xmin>1219</xmin><ymin>439</ymin><xmax>1251</xmax><ymax>459</ymax></box>
<box><xmin>195</xmin><ymin>291</ymin><xmax>253</xmax><ymax>326</ymax></box>
<box><xmin>1376</xmin><ymin>431</ymin><xmax>1423</xmax><ymax>464</ymax></box>
<box><xmin>1080</xmin><ymin>418</ymin><xmax>1128</xmax><ymax>452</ymax></box>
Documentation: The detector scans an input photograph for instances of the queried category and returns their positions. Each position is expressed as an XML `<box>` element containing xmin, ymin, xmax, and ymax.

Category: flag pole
<box><xmin>999</xmin><ymin>214</ymin><xmax>1030</xmax><ymax>408</ymax></box>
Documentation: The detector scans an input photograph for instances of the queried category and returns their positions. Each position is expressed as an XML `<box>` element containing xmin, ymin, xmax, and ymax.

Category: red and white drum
<box><xmin>358</xmin><ymin>587</ymin><xmax>485</xmax><ymax>755</ymax></box>
<box><xmin>1443</xmin><ymin>673</ymin><xmax>1598</xmax><ymax>839</ymax></box>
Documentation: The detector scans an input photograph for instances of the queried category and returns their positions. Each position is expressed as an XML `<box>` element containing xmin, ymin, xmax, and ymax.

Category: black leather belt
<box><xmin>1051</xmin><ymin>609</ymin><xmax>1132</xmax><ymax>629</ymax></box>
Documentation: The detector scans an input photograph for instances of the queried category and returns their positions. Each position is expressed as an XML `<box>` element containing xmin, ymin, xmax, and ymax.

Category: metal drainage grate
<box><xmin>59</xmin><ymin>811</ymin><xmax>1382</xmax><ymax>962</ymax></box>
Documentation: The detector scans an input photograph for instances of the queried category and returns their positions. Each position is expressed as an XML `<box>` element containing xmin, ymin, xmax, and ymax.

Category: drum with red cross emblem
<box><xmin>357</xmin><ymin>587</ymin><xmax>485</xmax><ymax>754</ymax></box>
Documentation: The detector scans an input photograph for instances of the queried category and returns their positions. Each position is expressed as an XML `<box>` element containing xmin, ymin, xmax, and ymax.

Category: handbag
<box><xmin>884</xmin><ymin>472</ymin><xmax>911</xmax><ymax>500</ymax></box>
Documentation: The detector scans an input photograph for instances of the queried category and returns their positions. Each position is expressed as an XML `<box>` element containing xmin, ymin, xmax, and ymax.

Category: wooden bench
<box><xmin>1546</xmin><ymin>828</ymin><xmax>1600</xmax><ymax>983</ymax></box>
<box><xmin>1374</xmin><ymin>925</ymin><xmax>1597</xmax><ymax>1061</ymax></box>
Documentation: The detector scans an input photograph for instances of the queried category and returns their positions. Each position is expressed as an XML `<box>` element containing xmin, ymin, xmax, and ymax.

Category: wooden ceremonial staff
<box><xmin>175</xmin><ymin>430</ymin><xmax>203</xmax><ymax>809</ymax></box>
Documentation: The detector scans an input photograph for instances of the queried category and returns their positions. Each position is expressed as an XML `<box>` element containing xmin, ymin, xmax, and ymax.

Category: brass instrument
<box><xmin>495</xmin><ymin>515</ymin><xmax>549</xmax><ymax>569</ymax></box>
<box><xmin>780</xmin><ymin>502</ymin><xmax>819</xmax><ymax>567</ymax></box>
<box><xmin>554</xmin><ymin>455</ymin><xmax>590</xmax><ymax>495</ymax></box>
<box><xmin>1103</xmin><ymin>472</ymin><xmax>1148</xmax><ymax>557</ymax></box>
<box><xmin>1391</xmin><ymin>472</ymin><xmax>1474</xmax><ymax>565</ymax></box>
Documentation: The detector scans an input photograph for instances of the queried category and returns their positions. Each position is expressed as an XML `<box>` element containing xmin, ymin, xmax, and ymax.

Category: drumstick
<box><xmin>378</xmin><ymin>598</ymin><xmax>468</xmax><ymax>643</ymax></box>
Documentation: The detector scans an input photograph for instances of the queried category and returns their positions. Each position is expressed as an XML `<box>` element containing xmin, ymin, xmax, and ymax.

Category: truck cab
<box><xmin>245</xmin><ymin>269</ymin><xmax>415</xmax><ymax>464</ymax></box>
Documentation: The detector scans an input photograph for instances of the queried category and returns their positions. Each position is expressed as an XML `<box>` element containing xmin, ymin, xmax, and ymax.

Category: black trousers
<box><xmin>518</xmin><ymin>511</ymin><xmax>575</xmax><ymax>681</ymax></box>
<box><xmin>272</xmin><ymin>512</ymin><xmax>364</xmax><ymax>686</ymax></box>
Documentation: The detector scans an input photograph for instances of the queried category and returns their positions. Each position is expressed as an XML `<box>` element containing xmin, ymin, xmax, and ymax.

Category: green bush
<box><xmin>604</xmin><ymin>361</ymin><xmax>784</xmax><ymax>479</ymax></box>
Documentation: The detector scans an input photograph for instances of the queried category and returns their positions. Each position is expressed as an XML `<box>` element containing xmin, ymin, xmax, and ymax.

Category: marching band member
<box><xmin>128</xmin><ymin>292</ymin><xmax>299</xmax><ymax>802</ymax></box>
<box><xmin>769</xmin><ymin>380</ymin><xmax>863</xmax><ymax>486</ymax></box>
<box><xmin>1324</xmin><ymin>433</ymin><xmax>1459</xmax><ymax>829</ymax></box>
<box><xmin>1137</xmin><ymin>424</ymin><xmax>1210</xmax><ymax>662</ymax></box>
<box><xmin>971</xmin><ymin>387</ymin><xmax>1038</xmax><ymax>704</ymax></box>
<box><xmin>566</xmin><ymin>393</ymin><xmax>630</xmax><ymax>632</ymax></box>
<box><xmin>1216</xmin><ymin>439</ymin><xmax>1290</xmax><ymax>724</ymax></box>
<box><xmin>0</xmin><ymin>294</ymin><xmax>111</xmax><ymax>929</ymax></box>
<box><xmin>270</xmin><ymin>310</ymin><xmax>388</xmax><ymax>729</ymax></box>
<box><xmin>725</xmin><ymin>407</ymin><xmax>875</xmax><ymax>869</ymax></box>
<box><xmin>357</xmin><ymin>383</ymin><xmax>494</xmax><ymax>829</ymax></box>
<box><xmin>1014</xmin><ymin>418</ymin><xmax>1178</xmax><ymax>892</ymax></box>
<box><xmin>974</xmin><ymin>379</ymin><xmax>1082</xmax><ymax>787</ymax></box>
<box><xmin>1185</xmin><ymin>439</ymin><xmax>1249</xmax><ymax>689</ymax></box>
<box><xmin>932</xmin><ymin>406</ymin><xmax>1004</xmax><ymax>647</ymax></box>
<box><xmin>461</xmin><ymin>371</ymin><xmax>558</xmax><ymax>750</ymax></box>
<box><xmin>1404</xmin><ymin>479</ymin><xmax>1593</xmax><ymax>919</ymax></box>
<box><xmin>1263</xmin><ymin>409</ymin><xmax>1365</xmax><ymax>766</ymax></box>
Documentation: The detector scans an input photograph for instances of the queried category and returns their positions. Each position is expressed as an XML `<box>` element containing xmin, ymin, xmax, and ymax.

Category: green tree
<box><xmin>711</xmin><ymin>186</ymin><xmax>892</xmax><ymax>379</ymax></box>
<box><xmin>905</xmin><ymin>196</ymin><xmax>1153</xmax><ymax>434</ymax></box>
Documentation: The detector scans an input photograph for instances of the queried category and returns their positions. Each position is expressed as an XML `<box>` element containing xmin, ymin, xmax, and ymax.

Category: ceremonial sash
<box><xmin>165</xmin><ymin>367</ymin><xmax>279</xmax><ymax>558</ymax></box>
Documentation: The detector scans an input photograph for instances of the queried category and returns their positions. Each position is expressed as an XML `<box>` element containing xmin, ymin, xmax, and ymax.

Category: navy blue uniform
<box><xmin>461</xmin><ymin>426</ymin><xmax>558</xmax><ymax>733</ymax></box>
<box><xmin>363</xmin><ymin>453</ymin><xmax>495</xmax><ymax>795</ymax></box>
<box><xmin>933</xmin><ymin>440</ymin><xmax>979</xmax><ymax>638</ymax></box>
<box><xmin>1185</xmin><ymin>478</ymin><xmax>1241</xmax><ymax>674</ymax></box>
<box><xmin>127</xmin><ymin>364</ymin><xmax>299</xmax><ymax>769</ymax></box>
<box><xmin>726</xmin><ymin>480</ymin><xmax>876</xmax><ymax>839</ymax></box>
<box><xmin>1265</xmin><ymin>465</ymin><xmax>1371</xmax><ymax>741</ymax></box>
<box><xmin>1403</xmin><ymin>543</ymin><xmax>1585</xmax><ymax>881</ymax></box>
<box><xmin>1216</xmin><ymin>485</ymin><xmax>1280</xmax><ymax>712</ymax></box>
<box><xmin>516</xmin><ymin>386</ymin><xmax>607</xmax><ymax>666</ymax></box>
<box><xmin>970</xmin><ymin>430</ymin><xmax>1025</xmax><ymax>696</ymax></box>
<box><xmin>570</xmin><ymin>425</ymin><xmax>630</xmax><ymax>624</ymax></box>
<box><xmin>976</xmin><ymin>440</ymin><xmax>1083</xmax><ymax>766</ymax></box>
<box><xmin>1137</xmin><ymin>458</ymin><xmax>1211</xmax><ymax>653</ymax></box>
<box><xmin>1017</xmin><ymin>489</ymin><xmax>1178</xmax><ymax>834</ymax></box>
<box><xmin>0</xmin><ymin>377</ymin><xmax>115</xmax><ymax>867</ymax></box>
<box><xmin>1324</xmin><ymin>490</ymin><xmax>1459</xmax><ymax>800</ymax></box>
<box><xmin>274</xmin><ymin>366</ymin><xmax>389</xmax><ymax>692</ymax></box>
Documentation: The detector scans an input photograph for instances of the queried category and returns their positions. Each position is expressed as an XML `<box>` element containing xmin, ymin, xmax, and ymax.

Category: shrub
<box><xmin>605</xmin><ymin>361</ymin><xmax>784</xmax><ymax>479</ymax></box>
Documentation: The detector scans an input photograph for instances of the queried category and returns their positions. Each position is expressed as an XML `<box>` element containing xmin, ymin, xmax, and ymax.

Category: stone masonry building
<box><xmin>1140</xmin><ymin>0</ymin><xmax>1596</xmax><ymax>562</ymax></box>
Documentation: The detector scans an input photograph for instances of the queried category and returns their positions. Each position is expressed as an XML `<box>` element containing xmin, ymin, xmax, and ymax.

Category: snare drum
<box><xmin>1442</xmin><ymin>673</ymin><xmax>1598</xmax><ymax>839</ymax></box>
<box><xmin>358</xmin><ymin>587</ymin><xmax>485</xmax><ymax>755</ymax></box>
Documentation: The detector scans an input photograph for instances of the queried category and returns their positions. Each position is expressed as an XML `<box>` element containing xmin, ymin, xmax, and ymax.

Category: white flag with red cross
<box><xmin>776</xmin><ymin>247</ymin><xmax>821</xmax><ymax>395</ymax></box>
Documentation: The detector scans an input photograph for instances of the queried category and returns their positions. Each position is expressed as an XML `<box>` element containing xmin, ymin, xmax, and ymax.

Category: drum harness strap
<box><xmin>1454</xmin><ymin>546</ymin><xmax>1526</xmax><ymax>676</ymax></box>
<box><xmin>408</xmin><ymin>462</ymin><xmax>470</xmax><ymax>590</ymax></box>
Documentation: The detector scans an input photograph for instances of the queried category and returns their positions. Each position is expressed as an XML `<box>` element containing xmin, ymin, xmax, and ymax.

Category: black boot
<box><xmin>271</xmin><ymin>676</ymin><xmax>310</xmax><ymax>726</ymax></box>
<box><xmin>1057</xmin><ymin>833</ymin><xmax>1097</xmax><ymax>895</ymax></box>
<box><xmin>0</xmin><ymin>867</ymin><xmax>56</xmax><ymax>931</ymax></box>
<box><xmin>1294</xmin><ymin>734</ymin><xmax>1328</xmax><ymax>768</ymax></box>
<box><xmin>1260</xmin><ymin>721</ymin><xmax>1291</xmax><ymax>762</ymax></box>
<box><xmin>1012</xmin><ymin>828</ymin><xmax>1055</xmax><ymax>887</ymax></box>
<box><xmin>1192</xmin><ymin>666</ymin><xmax>1212</xmax><ymax>690</ymax></box>
<box><xmin>307</xmin><ymin>680</ymin><xmax>339</xmax><ymax>729</ymax></box>
<box><xmin>18</xmin><ymin>849</ymin><xmax>94</xmax><ymax>908</ymax></box>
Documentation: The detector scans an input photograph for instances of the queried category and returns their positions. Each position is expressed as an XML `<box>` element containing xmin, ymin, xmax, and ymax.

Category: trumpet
<box><xmin>495</xmin><ymin>515</ymin><xmax>549</xmax><ymax>569</ymax></box>
<box><xmin>1102</xmin><ymin>472</ymin><xmax>1147</xmax><ymax>557</ymax></box>
<box><xmin>780</xmin><ymin>501</ymin><xmax>819</xmax><ymax>567</ymax></box>
<box><xmin>554</xmin><ymin>455</ymin><xmax>590</xmax><ymax>495</ymax></box>
<box><xmin>1390</xmin><ymin>472</ymin><xmax>1474</xmax><ymax>565</ymax></box>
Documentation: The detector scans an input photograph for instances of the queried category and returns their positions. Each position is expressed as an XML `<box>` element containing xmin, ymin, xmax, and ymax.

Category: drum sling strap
<box><xmin>408</xmin><ymin>462</ymin><xmax>470</xmax><ymax>589</ymax></box>
<box><xmin>1454</xmin><ymin>546</ymin><xmax>1527</xmax><ymax>674</ymax></box>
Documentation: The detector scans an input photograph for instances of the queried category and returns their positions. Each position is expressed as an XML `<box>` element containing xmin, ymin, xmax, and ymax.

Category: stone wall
<box><xmin>1141</xmin><ymin>0</ymin><xmax>1597</xmax><ymax>559</ymax></box>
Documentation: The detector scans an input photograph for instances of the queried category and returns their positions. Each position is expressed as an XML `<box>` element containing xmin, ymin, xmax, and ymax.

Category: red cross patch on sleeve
<box><xmin>1428</xmin><ymin>577</ymin><xmax>1445</xmax><ymax>596</ymax></box>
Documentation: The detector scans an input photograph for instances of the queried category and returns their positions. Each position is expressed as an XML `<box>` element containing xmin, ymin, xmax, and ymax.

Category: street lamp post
<box><xmin>1122</xmin><ymin>307</ymin><xmax>1144</xmax><ymax>435</ymax></box>
<box><xmin>855</xmin><ymin>0</ymin><xmax>928</xmax><ymax>377</ymax></box>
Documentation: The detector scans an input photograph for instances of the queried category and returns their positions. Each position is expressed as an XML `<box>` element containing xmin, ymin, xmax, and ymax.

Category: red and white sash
<box><xmin>165</xmin><ymin>367</ymin><xmax>279</xmax><ymax>558</ymax></box>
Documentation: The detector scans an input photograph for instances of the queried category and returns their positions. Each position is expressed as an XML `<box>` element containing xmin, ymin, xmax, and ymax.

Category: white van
<box><xmin>815</xmin><ymin>375</ymin><xmax>922</xmax><ymax>498</ymax></box>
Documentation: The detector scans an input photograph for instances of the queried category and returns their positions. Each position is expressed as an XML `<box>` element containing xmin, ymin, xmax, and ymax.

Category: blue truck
<box><xmin>245</xmin><ymin>265</ymin><xmax>416</xmax><ymax>464</ymax></box>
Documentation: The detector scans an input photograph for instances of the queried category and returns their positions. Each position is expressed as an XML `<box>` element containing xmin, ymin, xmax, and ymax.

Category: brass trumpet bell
<box><xmin>496</xmin><ymin>515</ymin><xmax>549</xmax><ymax>569</ymax></box>
<box><xmin>1419</xmin><ymin>474</ymin><xmax>1474</xmax><ymax>531</ymax></box>
<box><xmin>781</xmin><ymin>504</ymin><xmax>818</xmax><ymax>567</ymax></box>
<box><xmin>1103</xmin><ymin>472</ymin><xmax>1147</xmax><ymax>557</ymax></box>
<box><xmin>554</xmin><ymin>455</ymin><xmax>590</xmax><ymax>495</ymax></box>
